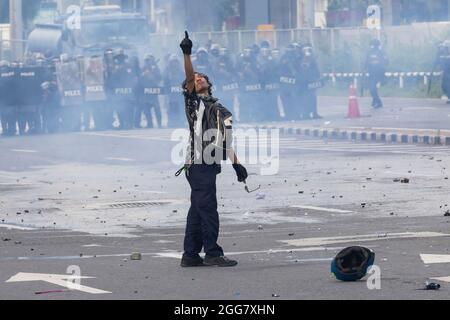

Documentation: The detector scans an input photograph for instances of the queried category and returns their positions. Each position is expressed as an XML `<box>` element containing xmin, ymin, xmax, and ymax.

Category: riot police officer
<box><xmin>15</xmin><ymin>58</ymin><xmax>44</xmax><ymax>134</ymax></box>
<box><xmin>0</xmin><ymin>60</ymin><xmax>10</xmax><ymax>136</ymax></box>
<box><xmin>436</xmin><ymin>41</ymin><xmax>450</xmax><ymax>103</ymax></box>
<box><xmin>258</xmin><ymin>46</ymin><xmax>281</xmax><ymax>121</ymax></box>
<box><xmin>108</xmin><ymin>50</ymin><xmax>138</xmax><ymax>130</ymax></box>
<box><xmin>41</xmin><ymin>57</ymin><xmax>61</xmax><ymax>134</ymax></box>
<box><xmin>137</xmin><ymin>54</ymin><xmax>162</xmax><ymax>128</ymax></box>
<box><xmin>213</xmin><ymin>48</ymin><xmax>238</xmax><ymax>119</ymax></box>
<box><xmin>237</xmin><ymin>47</ymin><xmax>262</xmax><ymax>122</ymax></box>
<box><xmin>163</xmin><ymin>54</ymin><xmax>185</xmax><ymax>128</ymax></box>
<box><xmin>364</xmin><ymin>39</ymin><xmax>387</xmax><ymax>109</ymax></box>
<box><xmin>279</xmin><ymin>45</ymin><xmax>298</xmax><ymax>121</ymax></box>
<box><xmin>297</xmin><ymin>43</ymin><xmax>323</xmax><ymax>120</ymax></box>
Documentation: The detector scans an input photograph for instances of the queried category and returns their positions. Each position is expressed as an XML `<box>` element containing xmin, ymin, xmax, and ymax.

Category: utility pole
<box><xmin>9</xmin><ymin>0</ymin><xmax>24</xmax><ymax>60</ymax></box>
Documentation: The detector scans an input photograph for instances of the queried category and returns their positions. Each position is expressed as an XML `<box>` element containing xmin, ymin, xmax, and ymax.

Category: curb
<box><xmin>256</xmin><ymin>126</ymin><xmax>450</xmax><ymax>146</ymax></box>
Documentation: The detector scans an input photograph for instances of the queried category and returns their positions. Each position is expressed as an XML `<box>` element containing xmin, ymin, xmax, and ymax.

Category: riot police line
<box><xmin>0</xmin><ymin>41</ymin><xmax>325</xmax><ymax>137</ymax></box>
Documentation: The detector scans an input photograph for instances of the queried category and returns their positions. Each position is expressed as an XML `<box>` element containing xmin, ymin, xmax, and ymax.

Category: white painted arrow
<box><xmin>6</xmin><ymin>273</ymin><xmax>111</xmax><ymax>294</ymax></box>
<box><xmin>431</xmin><ymin>276</ymin><xmax>450</xmax><ymax>283</ymax></box>
<box><xmin>420</xmin><ymin>254</ymin><xmax>450</xmax><ymax>265</ymax></box>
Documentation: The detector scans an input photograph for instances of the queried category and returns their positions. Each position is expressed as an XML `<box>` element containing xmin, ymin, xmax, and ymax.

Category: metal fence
<box><xmin>148</xmin><ymin>22</ymin><xmax>450</xmax><ymax>74</ymax></box>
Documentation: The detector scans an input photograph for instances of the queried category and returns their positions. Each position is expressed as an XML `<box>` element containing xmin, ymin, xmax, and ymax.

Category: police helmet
<box><xmin>370</xmin><ymin>39</ymin><xmax>381</xmax><ymax>49</ymax></box>
<box><xmin>260</xmin><ymin>40</ymin><xmax>271</xmax><ymax>49</ymax></box>
<box><xmin>197</xmin><ymin>47</ymin><xmax>208</xmax><ymax>56</ymax></box>
<box><xmin>331</xmin><ymin>246</ymin><xmax>375</xmax><ymax>282</ymax></box>
<box><xmin>0</xmin><ymin>60</ymin><xmax>9</xmax><ymax>68</ymax></box>
<box><xmin>220</xmin><ymin>47</ymin><xmax>229</xmax><ymax>57</ymax></box>
<box><xmin>210</xmin><ymin>44</ymin><xmax>220</xmax><ymax>57</ymax></box>
<box><xmin>60</xmin><ymin>53</ymin><xmax>70</xmax><ymax>63</ymax></box>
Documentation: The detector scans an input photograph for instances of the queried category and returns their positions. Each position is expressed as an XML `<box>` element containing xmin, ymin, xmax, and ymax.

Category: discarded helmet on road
<box><xmin>331</xmin><ymin>246</ymin><xmax>375</xmax><ymax>282</ymax></box>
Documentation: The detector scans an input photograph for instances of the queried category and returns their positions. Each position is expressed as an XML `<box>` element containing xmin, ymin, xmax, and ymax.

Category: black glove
<box><xmin>180</xmin><ymin>31</ymin><xmax>193</xmax><ymax>55</ymax></box>
<box><xmin>233</xmin><ymin>164</ymin><xmax>248</xmax><ymax>183</ymax></box>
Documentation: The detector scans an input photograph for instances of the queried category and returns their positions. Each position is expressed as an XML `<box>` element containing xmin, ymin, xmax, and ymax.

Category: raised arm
<box><xmin>180</xmin><ymin>31</ymin><xmax>195</xmax><ymax>94</ymax></box>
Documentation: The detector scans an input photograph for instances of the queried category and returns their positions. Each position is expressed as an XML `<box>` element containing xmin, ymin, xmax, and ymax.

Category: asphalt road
<box><xmin>1</xmin><ymin>97</ymin><xmax>450</xmax><ymax>300</ymax></box>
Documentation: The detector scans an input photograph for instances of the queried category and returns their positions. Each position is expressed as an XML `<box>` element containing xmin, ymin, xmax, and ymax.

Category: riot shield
<box><xmin>56</xmin><ymin>60</ymin><xmax>83</xmax><ymax>107</ymax></box>
<box><xmin>84</xmin><ymin>56</ymin><xmax>106</xmax><ymax>102</ymax></box>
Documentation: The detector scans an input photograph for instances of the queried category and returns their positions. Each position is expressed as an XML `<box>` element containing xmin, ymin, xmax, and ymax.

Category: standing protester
<box><xmin>179</xmin><ymin>31</ymin><xmax>248</xmax><ymax>268</ymax></box>
<box><xmin>364</xmin><ymin>39</ymin><xmax>388</xmax><ymax>109</ymax></box>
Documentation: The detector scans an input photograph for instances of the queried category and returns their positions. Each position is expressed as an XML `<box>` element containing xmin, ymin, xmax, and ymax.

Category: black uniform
<box><xmin>15</xmin><ymin>65</ymin><xmax>44</xmax><ymax>134</ymax></box>
<box><xmin>365</xmin><ymin>40</ymin><xmax>387</xmax><ymax>109</ymax></box>
<box><xmin>237</xmin><ymin>51</ymin><xmax>261</xmax><ymax>122</ymax></box>
<box><xmin>108</xmin><ymin>55</ymin><xmax>138</xmax><ymax>130</ymax></box>
<box><xmin>0</xmin><ymin>66</ymin><xmax>17</xmax><ymax>136</ymax></box>
<box><xmin>213</xmin><ymin>54</ymin><xmax>238</xmax><ymax>121</ymax></box>
<box><xmin>297</xmin><ymin>47</ymin><xmax>322</xmax><ymax>120</ymax></box>
<box><xmin>163</xmin><ymin>58</ymin><xmax>185</xmax><ymax>128</ymax></box>
<box><xmin>259</xmin><ymin>50</ymin><xmax>280</xmax><ymax>121</ymax></box>
<box><xmin>279</xmin><ymin>49</ymin><xmax>298</xmax><ymax>121</ymax></box>
<box><xmin>436</xmin><ymin>43</ymin><xmax>450</xmax><ymax>102</ymax></box>
<box><xmin>137</xmin><ymin>58</ymin><xmax>162</xmax><ymax>128</ymax></box>
<box><xmin>183</xmin><ymin>88</ymin><xmax>233</xmax><ymax>259</ymax></box>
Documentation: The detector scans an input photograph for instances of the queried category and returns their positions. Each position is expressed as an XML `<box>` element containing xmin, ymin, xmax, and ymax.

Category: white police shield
<box><xmin>56</xmin><ymin>61</ymin><xmax>83</xmax><ymax>106</ymax></box>
<box><xmin>84</xmin><ymin>56</ymin><xmax>106</xmax><ymax>102</ymax></box>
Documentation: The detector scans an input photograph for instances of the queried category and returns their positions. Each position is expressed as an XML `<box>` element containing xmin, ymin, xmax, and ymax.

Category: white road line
<box><xmin>420</xmin><ymin>254</ymin><xmax>450</xmax><ymax>264</ymax></box>
<box><xmin>154</xmin><ymin>246</ymin><xmax>344</xmax><ymax>260</ymax></box>
<box><xmin>0</xmin><ymin>246</ymin><xmax>345</xmax><ymax>262</ymax></box>
<box><xmin>280</xmin><ymin>232</ymin><xmax>450</xmax><ymax>247</ymax></box>
<box><xmin>81</xmin><ymin>132</ymin><xmax>173</xmax><ymax>142</ymax></box>
<box><xmin>11</xmin><ymin>149</ymin><xmax>37</xmax><ymax>153</ymax></box>
<box><xmin>290</xmin><ymin>205</ymin><xmax>353</xmax><ymax>214</ymax></box>
<box><xmin>0</xmin><ymin>224</ymin><xmax>37</xmax><ymax>231</ymax></box>
<box><xmin>431</xmin><ymin>276</ymin><xmax>450</xmax><ymax>283</ymax></box>
<box><xmin>105</xmin><ymin>157</ymin><xmax>136</xmax><ymax>162</ymax></box>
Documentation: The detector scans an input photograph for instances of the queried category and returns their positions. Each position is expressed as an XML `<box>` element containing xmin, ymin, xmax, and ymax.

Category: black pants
<box><xmin>184</xmin><ymin>164</ymin><xmax>224</xmax><ymax>258</ymax></box>
<box><xmin>368</xmin><ymin>78</ymin><xmax>383</xmax><ymax>107</ymax></box>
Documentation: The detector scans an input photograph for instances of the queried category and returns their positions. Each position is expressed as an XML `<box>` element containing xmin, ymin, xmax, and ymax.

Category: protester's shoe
<box><xmin>204</xmin><ymin>256</ymin><xmax>238</xmax><ymax>267</ymax></box>
<box><xmin>180</xmin><ymin>255</ymin><xmax>205</xmax><ymax>268</ymax></box>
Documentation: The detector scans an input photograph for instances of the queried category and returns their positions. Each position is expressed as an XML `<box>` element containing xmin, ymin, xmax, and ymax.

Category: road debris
<box><xmin>425</xmin><ymin>282</ymin><xmax>441</xmax><ymax>290</ymax></box>
<box><xmin>131</xmin><ymin>252</ymin><xmax>142</xmax><ymax>261</ymax></box>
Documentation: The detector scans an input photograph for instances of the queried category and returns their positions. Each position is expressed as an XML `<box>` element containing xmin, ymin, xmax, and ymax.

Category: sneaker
<box><xmin>204</xmin><ymin>256</ymin><xmax>238</xmax><ymax>267</ymax></box>
<box><xmin>180</xmin><ymin>255</ymin><xmax>205</xmax><ymax>268</ymax></box>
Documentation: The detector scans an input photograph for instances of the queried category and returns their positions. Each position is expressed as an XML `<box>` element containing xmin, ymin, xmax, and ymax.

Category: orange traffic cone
<box><xmin>347</xmin><ymin>85</ymin><xmax>361</xmax><ymax>119</ymax></box>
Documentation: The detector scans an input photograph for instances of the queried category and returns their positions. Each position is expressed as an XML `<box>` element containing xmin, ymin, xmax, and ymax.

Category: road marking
<box><xmin>6</xmin><ymin>273</ymin><xmax>111</xmax><ymax>294</ymax></box>
<box><xmin>105</xmin><ymin>157</ymin><xmax>136</xmax><ymax>162</ymax></box>
<box><xmin>11</xmin><ymin>149</ymin><xmax>38</xmax><ymax>153</ymax></box>
<box><xmin>81</xmin><ymin>132</ymin><xmax>173</xmax><ymax>142</ymax></box>
<box><xmin>280</xmin><ymin>232</ymin><xmax>450</xmax><ymax>247</ymax></box>
<box><xmin>431</xmin><ymin>276</ymin><xmax>450</xmax><ymax>283</ymax></box>
<box><xmin>290</xmin><ymin>205</ymin><xmax>353</xmax><ymax>214</ymax></box>
<box><xmin>0</xmin><ymin>246</ymin><xmax>347</xmax><ymax>262</ymax></box>
<box><xmin>0</xmin><ymin>224</ymin><xmax>36</xmax><ymax>231</ymax></box>
<box><xmin>154</xmin><ymin>246</ymin><xmax>345</xmax><ymax>260</ymax></box>
<box><xmin>420</xmin><ymin>254</ymin><xmax>450</xmax><ymax>264</ymax></box>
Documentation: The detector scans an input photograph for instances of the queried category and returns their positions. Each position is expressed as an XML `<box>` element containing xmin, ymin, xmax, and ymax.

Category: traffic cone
<box><xmin>347</xmin><ymin>85</ymin><xmax>361</xmax><ymax>119</ymax></box>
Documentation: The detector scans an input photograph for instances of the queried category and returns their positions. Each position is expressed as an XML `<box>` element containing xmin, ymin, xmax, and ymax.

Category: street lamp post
<box><xmin>9</xmin><ymin>0</ymin><xmax>23</xmax><ymax>60</ymax></box>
